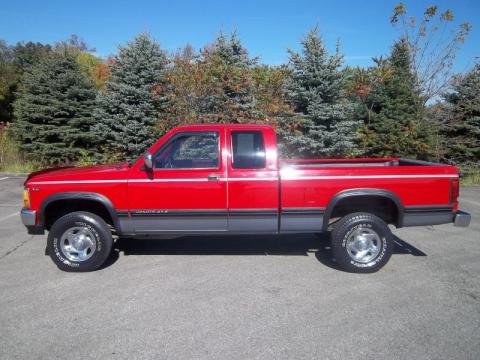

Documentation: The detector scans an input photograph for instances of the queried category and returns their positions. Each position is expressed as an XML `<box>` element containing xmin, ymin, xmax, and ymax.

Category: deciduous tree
<box><xmin>161</xmin><ymin>32</ymin><xmax>265</xmax><ymax>133</ymax></box>
<box><xmin>391</xmin><ymin>3</ymin><xmax>471</xmax><ymax>103</ymax></box>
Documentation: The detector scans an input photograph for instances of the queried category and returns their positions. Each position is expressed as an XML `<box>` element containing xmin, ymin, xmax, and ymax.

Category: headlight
<box><xmin>23</xmin><ymin>187</ymin><xmax>30</xmax><ymax>208</ymax></box>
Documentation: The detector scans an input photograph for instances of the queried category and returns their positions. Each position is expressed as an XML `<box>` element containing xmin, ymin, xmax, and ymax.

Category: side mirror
<box><xmin>144</xmin><ymin>153</ymin><xmax>153</xmax><ymax>170</ymax></box>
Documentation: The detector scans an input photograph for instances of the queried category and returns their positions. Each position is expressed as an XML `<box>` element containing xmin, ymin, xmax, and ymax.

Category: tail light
<box><xmin>450</xmin><ymin>178</ymin><xmax>459</xmax><ymax>210</ymax></box>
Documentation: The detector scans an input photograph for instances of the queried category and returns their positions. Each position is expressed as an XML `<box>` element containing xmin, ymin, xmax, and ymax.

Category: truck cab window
<box><xmin>231</xmin><ymin>131</ymin><xmax>266</xmax><ymax>169</ymax></box>
<box><xmin>154</xmin><ymin>132</ymin><xmax>219</xmax><ymax>169</ymax></box>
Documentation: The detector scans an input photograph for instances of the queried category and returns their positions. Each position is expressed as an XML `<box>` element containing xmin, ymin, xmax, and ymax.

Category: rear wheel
<box><xmin>47</xmin><ymin>211</ymin><xmax>113</xmax><ymax>272</ymax></box>
<box><xmin>331</xmin><ymin>212</ymin><xmax>393</xmax><ymax>273</ymax></box>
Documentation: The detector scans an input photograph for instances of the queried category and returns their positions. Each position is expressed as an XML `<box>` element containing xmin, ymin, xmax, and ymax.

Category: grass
<box><xmin>460</xmin><ymin>165</ymin><xmax>480</xmax><ymax>186</ymax></box>
<box><xmin>0</xmin><ymin>126</ymin><xmax>41</xmax><ymax>174</ymax></box>
<box><xmin>0</xmin><ymin>161</ymin><xmax>40</xmax><ymax>174</ymax></box>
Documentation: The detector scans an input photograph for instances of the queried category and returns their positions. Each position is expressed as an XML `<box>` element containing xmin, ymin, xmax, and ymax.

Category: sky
<box><xmin>1</xmin><ymin>0</ymin><xmax>478</xmax><ymax>71</ymax></box>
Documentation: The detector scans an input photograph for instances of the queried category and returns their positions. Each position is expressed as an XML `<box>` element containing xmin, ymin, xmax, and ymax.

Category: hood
<box><xmin>25</xmin><ymin>163</ymin><xmax>130</xmax><ymax>184</ymax></box>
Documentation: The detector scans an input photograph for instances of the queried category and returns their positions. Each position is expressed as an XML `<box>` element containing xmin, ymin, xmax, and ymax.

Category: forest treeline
<box><xmin>0</xmin><ymin>4</ymin><xmax>478</xmax><ymax>181</ymax></box>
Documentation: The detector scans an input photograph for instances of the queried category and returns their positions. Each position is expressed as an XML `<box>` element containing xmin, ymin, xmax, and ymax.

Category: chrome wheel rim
<box><xmin>346</xmin><ymin>227</ymin><xmax>382</xmax><ymax>263</ymax></box>
<box><xmin>60</xmin><ymin>226</ymin><xmax>96</xmax><ymax>262</ymax></box>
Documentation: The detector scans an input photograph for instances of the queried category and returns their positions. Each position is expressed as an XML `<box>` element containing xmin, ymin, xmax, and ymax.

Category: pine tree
<box><xmin>441</xmin><ymin>64</ymin><xmax>480</xmax><ymax>164</ymax></box>
<box><xmin>0</xmin><ymin>41</ymin><xmax>51</xmax><ymax>123</ymax></box>
<box><xmin>93</xmin><ymin>34</ymin><xmax>168</xmax><ymax>160</ymax></box>
<box><xmin>11</xmin><ymin>50</ymin><xmax>96</xmax><ymax>165</ymax></box>
<box><xmin>214</xmin><ymin>31</ymin><xmax>255</xmax><ymax>68</ymax></box>
<box><xmin>359</xmin><ymin>39</ymin><xmax>432</xmax><ymax>158</ymax></box>
<box><xmin>281</xmin><ymin>28</ymin><xmax>359</xmax><ymax>157</ymax></box>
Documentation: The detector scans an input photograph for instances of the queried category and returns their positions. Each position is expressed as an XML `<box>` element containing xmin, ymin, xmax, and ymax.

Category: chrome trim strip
<box><xmin>130</xmin><ymin>178</ymin><xmax>211</xmax><ymax>183</ymax></box>
<box><xmin>29</xmin><ymin>180</ymin><xmax>128</xmax><ymax>185</ymax></box>
<box><xmin>226</xmin><ymin>177</ymin><xmax>277</xmax><ymax>181</ymax></box>
<box><xmin>281</xmin><ymin>174</ymin><xmax>458</xmax><ymax>180</ymax></box>
<box><xmin>28</xmin><ymin>177</ymin><xmax>277</xmax><ymax>184</ymax></box>
<box><xmin>28</xmin><ymin>174</ymin><xmax>458</xmax><ymax>185</ymax></box>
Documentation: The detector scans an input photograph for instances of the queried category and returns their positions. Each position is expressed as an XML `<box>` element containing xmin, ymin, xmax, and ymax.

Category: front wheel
<box><xmin>331</xmin><ymin>212</ymin><xmax>393</xmax><ymax>273</ymax></box>
<box><xmin>47</xmin><ymin>211</ymin><xmax>113</xmax><ymax>272</ymax></box>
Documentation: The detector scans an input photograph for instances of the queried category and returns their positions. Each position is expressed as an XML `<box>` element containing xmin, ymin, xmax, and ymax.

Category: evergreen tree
<box><xmin>93</xmin><ymin>34</ymin><xmax>168</xmax><ymax>160</ymax></box>
<box><xmin>11</xmin><ymin>50</ymin><xmax>96</xmax><ymax>165</ymax></box>
<box><xmin>441</xmin><ymin>64</ymin><xmax>480</xmax><ymax>164</ymax></box>
<box><xmin>200</xmin><ymin>31</ymin><xmax>259</xmax><ymax>123</ymax></box>
<box><xmin>0</xmin><ymin>41</ymin><xmax>51</xmax><ymax>123</ymax></box>
<box><xmin>214</xmin><ymin>31</ymin><xmax>255</xmax><ymax>68</ymax></box>
<box><xmin>358</xmin><ymin>38</ymin><xmax>432</xmax><ymax>158</ymax></box>
<box><xmin>12</xmin><ymin>41</ymin><xmax>52</xmax><ymax>72</ymax></box>
<box><xmin>281</xmin><ymin>28</ymin><xmax>359</xmax><ymax>157</ymax></box>
<box><xmin>0</xmin><ymin>41</ymin><xmax>16</xmax><ymax>122</ymax></box>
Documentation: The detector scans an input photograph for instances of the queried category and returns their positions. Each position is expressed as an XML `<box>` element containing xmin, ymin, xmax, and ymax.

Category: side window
<box><xmin>154</xmin><ymin>132</ymin><xmax>219</xmax><ymax>169</ymax></box>
<box><xmin>231</xmin><ymin>131</ymin><xmax>266</xmax><ymax>169</ymax></box>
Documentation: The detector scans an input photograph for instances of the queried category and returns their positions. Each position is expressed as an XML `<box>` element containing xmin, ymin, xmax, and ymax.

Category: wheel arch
<box><xmin>322</xmin><ymin>188</ymin><xmax>405</xmax><ymax>231</ymax></box>
<box><xmin>39</xmin><ymin>192</ymin><xmax>121</xmax><ymax>233</ymax></box>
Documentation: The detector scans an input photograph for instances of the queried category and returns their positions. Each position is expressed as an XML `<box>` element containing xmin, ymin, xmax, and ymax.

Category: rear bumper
<box><xmin>454</xmin><ymin>210</ymin><xmax>471</xmax><ymax>227</ymax></box>
<box><xmin>402</xmin><ymin>208</ymin><xmax>471</xmax><ymax>227</ymax></box>
<box><xmin>20</xmin><ymin>209</ymin><xmax>44</xmax><ymax>235</ymax></box>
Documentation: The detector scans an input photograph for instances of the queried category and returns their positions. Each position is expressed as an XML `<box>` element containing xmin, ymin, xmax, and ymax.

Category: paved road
<box><xmin>0</xmin><ymin>175</ymin><xmax>479</xmax><ymax>360</ymax></box>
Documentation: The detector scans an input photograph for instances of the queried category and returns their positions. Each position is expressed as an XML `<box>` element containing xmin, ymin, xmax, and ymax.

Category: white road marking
<box><xmin>0</xmin><ymin>212</ymin><xmax>18</xmax><ymax>223</ymax></box>
<box><xmin>0</xmin><ymin>177</ymin><xmax>9</xmax><ymax>181</ymax></box>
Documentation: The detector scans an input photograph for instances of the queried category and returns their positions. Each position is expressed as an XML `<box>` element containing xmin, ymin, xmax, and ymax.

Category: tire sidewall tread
<box><xmin>47</xmin><ymin>211</ymin><xmax>112</xmax><ymax>272</ymax></box>
<box><xmin>331</xmin><ymin>212</ymin><xmax>393</xmax><ymax>273</ymax></box>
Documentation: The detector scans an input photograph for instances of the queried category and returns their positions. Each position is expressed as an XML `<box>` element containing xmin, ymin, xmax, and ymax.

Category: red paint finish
<box><xmin>24</xmin><ymin>124</ymin><xmax>462</xmax><ymax>230</ymax></box>
<box><xmin>225</xmin><ymin>126</ymin><xmax>279</xmax><ymax>211</ymax></box>
<box><xmin>26</xmin><ymin>164</ymin><xmax>130</xmax><ymax>211</ymax></box>
<box><xmin>128</xmin><ymin>125</ymin><xmax>227</xmax><ymax>211</ymax></box>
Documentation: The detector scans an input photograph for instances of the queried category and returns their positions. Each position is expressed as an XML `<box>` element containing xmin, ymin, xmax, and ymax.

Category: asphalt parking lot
<box><xmin>0</xmin><ymin>175</ymin><xmax>479</xmax><ymax>360</ymax></box>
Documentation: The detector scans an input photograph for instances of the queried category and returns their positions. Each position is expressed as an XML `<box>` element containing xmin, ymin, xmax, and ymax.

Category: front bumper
<box><xmin>21</xmin><ymin>209</ymin><xmax>36</xmax><ymax>226</ymax></box>
<box><xmin>20</xmin><ymin>209</ymin><xmax>44</xmax><ymax>235</ymax></box>
<box><xmin>454</xmin><ymin>210</ymin><xmax>471</xmax><ymax>227</ymax></box>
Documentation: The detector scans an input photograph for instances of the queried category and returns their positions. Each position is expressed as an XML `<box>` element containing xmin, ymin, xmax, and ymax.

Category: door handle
<box><xmin>207</xmin><ymin>174</ymin><xmax>220</xmax><ymax>181</ymax></box>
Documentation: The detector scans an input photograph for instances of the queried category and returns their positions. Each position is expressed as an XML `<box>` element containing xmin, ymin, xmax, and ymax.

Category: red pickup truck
<box><xmin>21</xmin><ymin>124</ymin><xmax>471</xmax><ymax>272</ymax></box>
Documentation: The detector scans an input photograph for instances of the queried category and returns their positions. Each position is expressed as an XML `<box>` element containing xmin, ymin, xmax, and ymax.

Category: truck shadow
<box><xmin>104</xmin><ymin>233</ymin><xmax>426</xmax><ymax>271</ymax></box>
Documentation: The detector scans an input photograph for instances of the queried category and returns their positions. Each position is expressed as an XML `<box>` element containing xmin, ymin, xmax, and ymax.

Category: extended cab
<box><xmin>21</xmin><ymin>124</ymin><xmax>471</xmax><ymax>272</ymax></box>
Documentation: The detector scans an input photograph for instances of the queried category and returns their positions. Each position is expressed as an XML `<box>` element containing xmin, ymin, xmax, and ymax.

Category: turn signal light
<box><xmin>23</xmin><ymin>188</ymin><xmax>30</xmax><ymax>208</ymax></box>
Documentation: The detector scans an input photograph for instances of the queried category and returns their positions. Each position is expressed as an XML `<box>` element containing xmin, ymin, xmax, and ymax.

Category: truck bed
<box><xmin>278</xmin><ymin>157</ymin><xmax>459</xmax><ymax>232</ymax></box>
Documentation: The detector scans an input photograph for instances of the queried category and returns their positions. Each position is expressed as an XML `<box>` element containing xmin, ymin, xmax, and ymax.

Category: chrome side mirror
<box><xmin>144</xmin><ymin>153</ymin><xmax>153</xmax><ymax>170</ymax></box>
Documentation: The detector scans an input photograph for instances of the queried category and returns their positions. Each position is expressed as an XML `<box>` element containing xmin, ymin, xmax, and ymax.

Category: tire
<box><xmin>47</xmin><ymin>211</ymin><xmax>113</xmax><ymax>272</ymax></box>
<box><xmin>331</xmin><ymin>212</ymin><xmax>393</xmax><ymax>273</ymax></box>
